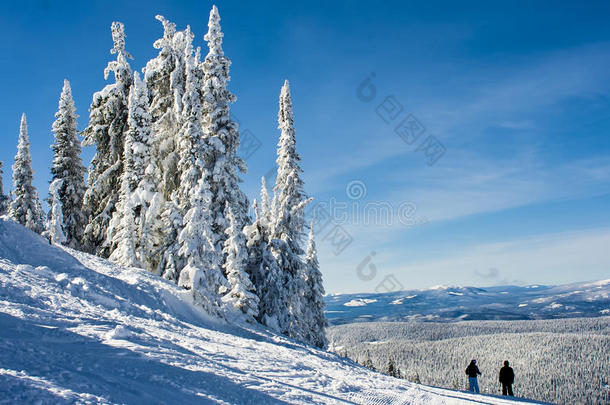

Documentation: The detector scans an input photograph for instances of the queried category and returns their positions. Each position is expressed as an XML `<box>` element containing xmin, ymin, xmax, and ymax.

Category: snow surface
<box><xmin>0</xmin><ymin>218</ymin><xmax>544</xmax><ymax>404</ymax></box>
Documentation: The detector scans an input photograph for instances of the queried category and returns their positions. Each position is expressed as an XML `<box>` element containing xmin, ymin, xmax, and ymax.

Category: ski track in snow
<box><xmin>0</xmin><ymin>218</ymin><xmax>548</xmax><ymax>404</ymax></box>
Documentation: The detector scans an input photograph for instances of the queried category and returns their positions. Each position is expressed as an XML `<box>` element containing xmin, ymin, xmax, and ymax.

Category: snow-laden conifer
<box><xmin>177</xmin><ymin>176</ymin><xmax>226</xmax><ymax>315</ymax></box>
<box><xmin>49</xmin><ymin>79</ymin><xmax>87</xmax><ymax>249</ymax></box>
<box><xmin>244</xmin><ymin>178</ymin><xmax>283</xmax><ymax>330</ymax></box>
<box><xmin>173</xmin><ymin>42</ymin><xmax>227</xmax><ymax>313</ymax></box>
<box><xmin>268</xmin><ymin>81</ymin><xmax>310</xmax><ymax>337</ymax></box>
<box><xmin>271</xmin><ymin>81</ymin><xmax>309</xmax><ymax>239</ymax></box>
<box><xmin>9</xmin><ymin>114</ymin><xmax>45</xmax><ymax>234</ymax></box>
<box><xmin>302</xmin><ymin>221</ymin><xmax>328</xmax><ymax>348</ymax></box>
<box><xmin>386</xmin><ymin>357</ymin><xmax>399</xmax><ymax>378</ymax></box>
<box><xmin>222</xmin><ymin>202</ymin><xmax>259</xmax><ymax>322</ymax></box>
<box><xmin>107</xmin><ymin>72</ymin><xmax>160</xmax><ymax>268</ymax></box>
<box><xmin>145</xmin><ymin>16</ymin><xmax>183</xmax><ymax>198</ymax></box>
<box><xmin>82</xmin><ymin>21</ymin><xmax>133</xmax><ymax>256</ymax></box>
<box><xmin>155</xmin><ymin>26</ymin><xmax>198</xmax><ymax>280</ymax></box>
<box><xmin>201</xmin><ymin>5</ymin><xmax>249</xmax><ymax>253</ymax></box>
<box><xmin>144</xmin><ymin>17</ymin><xmax>198</xmax><ymax>277</ymax></box>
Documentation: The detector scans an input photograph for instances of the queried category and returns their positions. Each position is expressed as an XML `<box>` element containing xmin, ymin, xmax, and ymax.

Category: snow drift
<box><xmin>0</xmin><ymin>218</ymin><xmax>545</xmax><ymax>404</ymax></box>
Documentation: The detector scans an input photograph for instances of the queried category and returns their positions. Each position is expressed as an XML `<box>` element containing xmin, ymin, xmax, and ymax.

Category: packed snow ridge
<box><xmin>0</xmin><ymin>218</ymin><xmax>546</xmax><ymax>404</ymax></box>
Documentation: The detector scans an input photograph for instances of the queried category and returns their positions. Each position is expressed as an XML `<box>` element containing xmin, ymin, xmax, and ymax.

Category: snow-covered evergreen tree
<box><xmin>82</xmin><ymin>21</ymin><xmax>133</xmax><ymax>256</ymax></box>
<box><xmin>145</xmin><ymin>15</ymin><xmax>181</xmax><ymax>199</ymax></box>
<box><xmin>364</xmin><ymin>351</ymin><xmax>376</xmax><ymax>371</ymax></box>
<box><xmin>107</xmin><ymin>72</ymin><xmax>160</xmax><ymax>268</ymax></box>
<box><xmin>46</xmin><ymin>180</ymin><xmax>67</xmax><ymax>245</ymax></box>
<box><xmin>268</xmin><ymin>81</ymin><xmax>311</xmax><ymax>338</ymax></box>
<box><xmin>49</xmin><ymin>79</ymin><xmax>87</xmax><ymax>249</ymax></box>
<box><xmin>9</xmin><ymin>114</ymin><xmax>45</xmax><ymax>234</ymax></box>
<box><xmin>271</xmin><ymin>81</ymin><xmax>309</xmax><ymax>239</ymax></box>
<box><xmin>222</xmin><ymin>202</ymin><xmax>259</xmax><ymax>322</ymax></box>
<box><xmin>243</xmin><ymin>178</ymin><xmax>284</xmax><ymax>330</ymax></box>
<box><xmin>0</xmin><ymin>161</ymin><xmax>9</xmax><ymax>215</ymax></box>
<box><xmin>386</xmin><ymin>357</ymin><xmax>399</xmax><ymax>378</ymax></box>
<box><xmin>177</xmin><ymin>176</ymin><xmax>226</xmax><ymax>315</ymax></box>
<box><xmin>154</xmin><ymin>25</ymin><xmax>198</xmax><ymax>280</ymax></box>
<box><xmin>302</xmin><ymin>221</ymin><xmax>328</xmax><ymax>348</ymax></box>
<box><xmin>144</xmin><ymin>16</ymin><xmax>196</xmax><ymax>278</ymax></box>
<box><xmin>173</xmin><ymin>43</ymin><xmax>228</xmax><ymax>314</ymax></box>
<box><xmin>201</xmin><ymin>5</ymin><xmax>250</xmax><ymax>255</ymax></box>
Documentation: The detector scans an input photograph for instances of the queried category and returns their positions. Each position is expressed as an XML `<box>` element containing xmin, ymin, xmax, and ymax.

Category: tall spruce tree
<box><xmin>386</xmin><ymin>357</ymin><xmax>399</xmax><ymax>378</ymax></box>
<box><xmin>269</xmin><ymin>81</ymin><xmax>310</xmax><ymax>338</ymax></box>
<box><xmin>302</xmin><ymin>221</ymin><xmax>328</xmax><ymax>348</ymax></box>
<box><xmin>49</xmin><ymin>79</ymin><xmax>87</xmax><ymax>248</ymax></box>
<box><xmin>174</xmin><ymin>42</ymin><xmax>228</xmax><ymax>313</ymax></box>
<box><xmin>244</xmin><ymin>178</ymin><xmax>283</xmax><ymax>330</ymax></box>
<box><xmin>9</xmin><ymin>114</ymin><xmax>45</xmax><ymax>234</ymax></box>
<box><xmin>107</xmin><ymin>72</ymin><xmax>160</xmax><ymax>268</ymax></box>
<box><xmin>82</xmin><ymin>21</ymin><xmax>133</xmax><ymax>256</ymax></box>
<box><xmin>0</xmin><ymin>161</ymin><xmax>9</xmax><ymax>215</ymax></box>
<box><xmin>145</xmin><ymin>15</ymin><xmax>183</xmax><ymax>199</ymax></box>
<box><xmin>222</xmin><ymin>202</ymin><xmax>259</xmax><ymax>322</ymax></box>
<box><xmin>201</xmin><ymin>5</ymin><xmax>250</xmax><ymax>256</ymax></box>
<box><xmin>144</xmin><ymin>16</ymin><xmax>193</xmax><ymax>278</ymax></box>
<box><xmin>157</xmin><ymin>24</ymin><xmax>198</xmax><ymax>280</ymax></box>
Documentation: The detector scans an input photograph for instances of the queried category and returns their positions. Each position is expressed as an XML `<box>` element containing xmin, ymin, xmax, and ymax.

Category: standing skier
<box><xmin>499</xmin><ymin>360</ymin><xmax>515</xmax><ymax>396</ymax></box>
<box><xmin>465</xmin><ymin>359</ymin><xmax>482</xmax><ymax>393</ymax></box>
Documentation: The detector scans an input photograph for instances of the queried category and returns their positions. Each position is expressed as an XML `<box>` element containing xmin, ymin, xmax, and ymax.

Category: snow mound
<box><xmin>0</xmin><ymin>219</ymin><xmax>541</xmax><ymax>404</ymax></box>
<box><xmin>344</xmin><ymin>298</ymin><xmax>377</xmax><ymax>307</ymax></box>
<box><xmin>105</xmin><ymin>325</ymin><xmax>133</xmax><ymax>340</ymax></box>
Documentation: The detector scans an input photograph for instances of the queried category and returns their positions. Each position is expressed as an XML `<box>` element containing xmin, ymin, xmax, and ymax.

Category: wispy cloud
<box><xmin>389</xmin><ymin>227</ymin><xmax>610</xmax><ymax>288</ymax></box>
<box><xmin>388</xmin><ymin>154</ymin><xmax>610</xmax><ymax>222</ymax></box>
<box><xmin>321</xmin><ymin>227</ymin><xmax>610</xmax><ymax>293</ymax></box>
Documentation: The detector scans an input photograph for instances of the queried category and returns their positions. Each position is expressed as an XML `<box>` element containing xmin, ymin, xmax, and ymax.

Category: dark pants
<box><xmin>502</xmin><ymin>384</ymin><xmax>513</xmax><ymax>396</ymax></box>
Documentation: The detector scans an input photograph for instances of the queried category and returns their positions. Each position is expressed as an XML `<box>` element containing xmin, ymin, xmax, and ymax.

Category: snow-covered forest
<box><xmin>0</xmin><ymin>6</ymin><xmax>327</xmax><ymax>348</ymax></box>
<box><xmin>328</xmin><ymin>318</ymin><xmax>610</xmax><ymax>404</ymax></box>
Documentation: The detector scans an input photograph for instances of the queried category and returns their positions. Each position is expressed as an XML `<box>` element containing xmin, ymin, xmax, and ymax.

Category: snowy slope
<box><xmin>0</xmin><ymin>218</ymin><xmax>546</xmax><ymax>404</ymax></box>
<box><xmin>325</xmin><ymin>281</ymin><xmax>610</xmax><ymax>325</ymax></box>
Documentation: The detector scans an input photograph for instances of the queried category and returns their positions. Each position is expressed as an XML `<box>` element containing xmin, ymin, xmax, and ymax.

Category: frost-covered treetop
<box><xmin>110</xmin><ymin>22</ymin><xmax>133</xmax><ymax>59</ymax></box>
<box><xmin>274</xmin><ymin>80</ymin><xmax>304</xmax><ymax>206</ymax></box>
<box><xmin>18</xmin><ymin>113</ymin><xmax>29</xmax><ymax>153</ymax></box>
<box><xmin>204</xmin><ymin>5</ymin><xmax>224</xmax><ymax>56</ymax></box>
<box><xmin>182</xmin><ymin>25</ymin><xmax>195</xmax><ymax>58</ymax></box>
<box><xmin>54</xmin><ymin>79</ymin><xmax>77</xmax><ymax>125</ymax></box>
<box><xmin>278</xmin><ymin>80</ymin><xmax>295</xmax><ymax>134</ymax></box>
<box><xmin>153</xmin><ymin>15</ymin><xmax>177</xmax><ymax>50</ymax></box>
<box><xmin>104</xmin><ymin>22</ymin><xmax>132</xmax><ymax>84</ymax></box>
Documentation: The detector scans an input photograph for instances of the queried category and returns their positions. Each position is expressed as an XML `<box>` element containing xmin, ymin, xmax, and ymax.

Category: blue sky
<box><xmin>1</xmin><ymin>1</ymin><xmax>609</xmax><ymax>293</ymax></box>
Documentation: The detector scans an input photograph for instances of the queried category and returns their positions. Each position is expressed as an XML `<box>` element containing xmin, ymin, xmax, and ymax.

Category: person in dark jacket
<box><xmin>465</xmin><ymin>359</ymin><xmax>481</xmax><ymax>393</ymax></box>
<box><xmin>499</xmin><ymin>360</ymin><xmax>515</xmax><ymax>396</ymax></box>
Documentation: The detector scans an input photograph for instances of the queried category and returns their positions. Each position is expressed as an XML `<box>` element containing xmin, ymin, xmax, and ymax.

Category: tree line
<box><xmin>0</xmin><ymin>5</ymin><xmax>327</xmax><ymax>348</ymax></box>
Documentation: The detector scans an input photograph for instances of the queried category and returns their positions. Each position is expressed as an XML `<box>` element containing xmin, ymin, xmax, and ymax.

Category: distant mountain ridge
<box><xmin>325</xmin><ymin>279</ymin><xmax>610</xmax><ymax>325</ymax></box>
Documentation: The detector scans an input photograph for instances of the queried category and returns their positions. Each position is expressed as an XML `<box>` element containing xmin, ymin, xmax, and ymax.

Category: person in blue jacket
<box><xmin>465</xmin><ymin>359</ymin><xmax>482</xmax><ymax>393</ymax></box>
